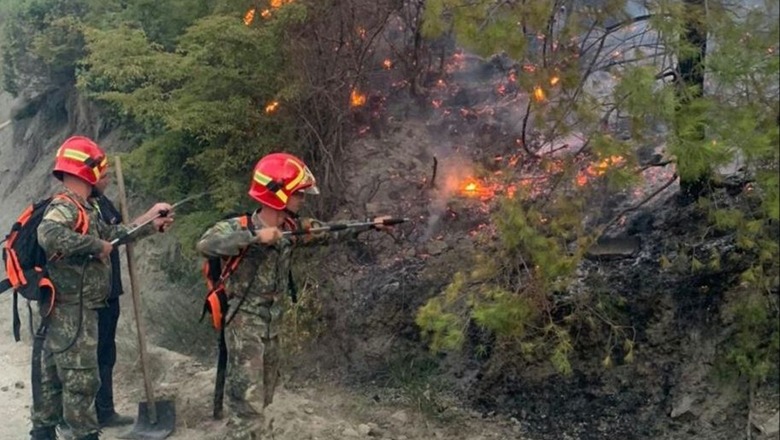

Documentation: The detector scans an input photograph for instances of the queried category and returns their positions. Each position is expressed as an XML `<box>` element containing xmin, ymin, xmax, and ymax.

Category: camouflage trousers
<box><xmin>31</xmin><ymin>303</ymin><xmax>101</xmax><ymax>438</ymax></box>
<box><xmin>224</xmin><ymin>307</ymin><xmax>282</xmax><ymax>440</ymax></box>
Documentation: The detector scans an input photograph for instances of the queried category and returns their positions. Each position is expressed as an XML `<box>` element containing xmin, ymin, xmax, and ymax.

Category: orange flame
<box><xmin>458</xmin><ymin>179</ymin><xmax>501</xmax><ymax>200</ymax></box>
<box><xmin>576</xmin><ymin>155</ymin><xmax>626</xmax><ymax>186</ymax></box>
<box><xmin>259</xmin><ymin>0</ymin><xmax>292</xmax><ymax>20</ymax></box>
<box><xmin>350</xmin><ymin>89</ymin><xmax>366</xmax><ymax>107</ymax></box>
<box><xmin>594</xmin><ymin>155</ymin><xmax>625</xmax><ymax>173</ymax></box>
<box><xmin>265</xmin><ymin>101</ymin><xmax>280</xmax><ymax>114</ymax></box>
<box><xmin>382</xmin><ymin>59</ymin><xmax>393</xmax><ymax>69</ymax></box>
<box><xmin>550</xmin><ymin>76</ymin><xmax>560</xmax><ymax>86</ymax></box>
<box><xmin>533</xmin><ymin>86</ymin><xmax>546</xmax><ymax>102</ymax></box>
<box><xmin>243</xmin><ymin>8</ymin><xmax>256</xmax><ymax>26</ymax></box>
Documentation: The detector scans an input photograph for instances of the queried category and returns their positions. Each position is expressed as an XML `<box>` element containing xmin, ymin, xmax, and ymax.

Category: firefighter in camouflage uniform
<box><xmin>196</xmin><ymin>152</ymin><xmax>391</xmax><ymax>440</ymax></box>
<box><xmin>30</xmin><ymin>136</ymin><xmax>174</xmax><ymax>440</ymax></box>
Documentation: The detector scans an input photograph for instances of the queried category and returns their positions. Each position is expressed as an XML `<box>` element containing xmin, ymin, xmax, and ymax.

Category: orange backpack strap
<box><xmin>209</xmin><ymin>212</ymin><xmax>256</xmax><ymax>421</ymax></box>
<box><xmin>201</xmin><ymin>213</ymin><xmax>254</xmax><ymax>329</ymax></box>
<box><xmin>52</xmin><ymin>193</ymin><xmax>89</xmax><ymax>234</ymax></box>
<box><xmin>205</xmin><ymin>288</ymin><xmax>229</xmax><ymax>331</ymax></box>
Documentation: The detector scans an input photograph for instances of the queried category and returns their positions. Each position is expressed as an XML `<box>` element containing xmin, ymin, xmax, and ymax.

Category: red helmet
<box><xmin>52</xmin><ymin>136</ymin><xmax>108</xmax><ymax>185</ymax></box>
<box><xmin>248</xmin><ymin>152</ymin><xmax>319</xmax><ymax>210</ymax></box>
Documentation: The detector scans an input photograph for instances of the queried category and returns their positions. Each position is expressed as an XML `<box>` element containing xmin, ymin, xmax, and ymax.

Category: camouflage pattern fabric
<box><xmin>31</xmin><ymin>303</ymin><xmax>100</xmax><ymax>438</ymax></box>
<box><xmin>31</xmin><ymin>188</ymin><xmax>155</xmax><ymax>437</ymax></box>
<box><xmin>224</xmin><ymin>314</ymin><xmax>280</xmax><ymax>440</ymax></box>
<box><xmin>197</xmin><ymin>211</ymin><xmax>371</xmax><ymax>438</ymax></box>
<box><xmin>38</xmin><ymin>189</ymin><xmax>153</xmax><ymax>310</ymax></box>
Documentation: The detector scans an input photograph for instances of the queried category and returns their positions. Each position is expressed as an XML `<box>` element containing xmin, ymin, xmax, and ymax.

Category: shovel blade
<box><xmin>116</xmin><ymin>400</ymin><xmax>176</xmax><ymax>440</ymax></box>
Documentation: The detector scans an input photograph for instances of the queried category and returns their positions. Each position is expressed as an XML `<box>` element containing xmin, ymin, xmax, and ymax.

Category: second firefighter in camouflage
<box><xmin>196</xmin><ymin>153</ymin><xmax>389</xmax><ymax>440</ymax></box>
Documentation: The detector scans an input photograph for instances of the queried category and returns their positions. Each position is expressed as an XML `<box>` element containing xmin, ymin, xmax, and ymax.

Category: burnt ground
<box><xmin>280</xmin><ymin>90</ymin><xmax>779</xmax><ymax>440</ymax></box>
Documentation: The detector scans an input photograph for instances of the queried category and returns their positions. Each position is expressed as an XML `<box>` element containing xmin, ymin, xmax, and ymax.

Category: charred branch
<box><xmin>430</xmin><ymin>156</ymin><xmax>438</xmax><ymax>189</ymax></box>
<box><xmin>600</xmin><ymin>172</ymin><xmax>679</xmax><ymax>236</ymax></box>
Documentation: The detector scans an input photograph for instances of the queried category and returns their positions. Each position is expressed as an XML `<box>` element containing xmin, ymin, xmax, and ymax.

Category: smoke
<box><xmin>419</xmin><ymin>153</ymin><xmax>474</xmax><ymax>243</ymax></box>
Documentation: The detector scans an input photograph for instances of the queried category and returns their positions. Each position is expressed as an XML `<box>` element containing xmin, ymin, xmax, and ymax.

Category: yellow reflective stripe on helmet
<box><xmin>255</xmin><ymin>171</ymin><xmax>289</xmax><ymax>204</ymax></box>
<box><xmin>285</xmin><ymin>160</ymin><xmax>305</xmax><ymax>191</ymax></box>
<box><xmin>254</xmin><ymin>171</ymin><xmax>272</xmax><ymax>186</ymax></box>
<box><xmin>61</xmin><ymin>148</ymin><xmax>90</xmax><ymax>162</ymax></box>
<box><xmin>94</xmin><ymin>156</ymin><xmax>108</xmax><ymax>179</ymax></box>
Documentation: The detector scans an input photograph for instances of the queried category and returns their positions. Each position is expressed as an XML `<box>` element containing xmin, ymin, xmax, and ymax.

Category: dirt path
<box><xmin>1</xmin><ymin>295</ymin><xmax>529</xmax><ymax>440</ymax></box>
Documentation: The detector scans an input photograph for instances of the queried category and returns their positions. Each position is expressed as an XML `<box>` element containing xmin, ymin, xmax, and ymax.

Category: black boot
<box><xmin>96</xmin><ymin>364</ymin><xmax>133</xmax><ymax>427</ymax></box>
<box><xmin>30</xmin><ymin>426</ymin><xmax>57</xmax><ymax>440</ymax></box>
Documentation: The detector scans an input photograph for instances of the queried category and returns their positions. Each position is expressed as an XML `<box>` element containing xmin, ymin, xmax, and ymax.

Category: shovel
<box><xmin>114</xmin><ymin>156</ymin><xmax>176</xmax><ymax>439</ymax></box>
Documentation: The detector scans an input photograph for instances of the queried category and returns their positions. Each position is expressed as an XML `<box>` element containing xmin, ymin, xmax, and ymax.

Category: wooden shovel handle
<box><xmin>114</xmin><ymin>156</ymin><xmax>158</xmax><ymax>424</ymax></box>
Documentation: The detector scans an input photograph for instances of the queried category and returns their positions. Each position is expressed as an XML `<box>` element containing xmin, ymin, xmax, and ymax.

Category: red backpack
<box><xmin>1</xmin><ymin>194</ymin><xmax>88</xmax><ymax>341</ymax></box>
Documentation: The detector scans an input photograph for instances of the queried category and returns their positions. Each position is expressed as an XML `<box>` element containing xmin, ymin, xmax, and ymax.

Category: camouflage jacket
<box><xmin>37</xmin><ymin>188</ymin><xmax>154</xmax><ymax>309</ymax></box>
<box><xmin>196</xmin><ymin>212</ymin><xmax>371</xmax><ymax>315</ymax></box>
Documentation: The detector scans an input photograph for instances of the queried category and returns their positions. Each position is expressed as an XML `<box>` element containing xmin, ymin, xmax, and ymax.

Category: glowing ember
<box><xmin>265</xmin><ymin>101</ymin><xmax>279</xmax><ymax>114</ymax></box>
<box><xmin>444</xmin><ymin>52</ymin><xmax>466</xmax><ymax>74</ymax></box>
<box><xmin>357</xmin><ymin>27</ymin><xmax>367</xmax><ymax>39</ymax></box>
<box><xmin>550</xmin><ymin>76</ymin><xmax>560</xmax><ymax>86</ymax></box>
<box><xmin>431</xmin><ymin>99</ymin><xmax>443</xmax><ymax>108</ymax></box>
<box><xmin>576</xmin><ymin>155</ymin><xmax>627</xmax><ymax>186</ymax></box>
<box><xmin>465</xmin><ymin>182</ymin><xmax>477</xmax><ymax>192</ymax></box>
<box><xmin>350</xmin><ymin>89</ymin><xmax>366</xmax><ymax>107</ymax></box>
<box><xmin>243</xmin><ymin>8</ymin><xmax>256</xmax><ymax>26</ymax></box>
<box><xmin>258</xmin><ymin>0</ymin><xmax>291</xmax><ymax>20</ymax></box>
<box><xmin>533</xmin><ymin>86</ymin><xmax>546</xmax><ymax>102</ymax></box>
<box><xmin>594</xmin><ymin>155</ymin><xmax>626</xmax><ymax>173</ymax></box>
<box><xmin>382</xmin><ymin>59</ymin><xmax>393</xmax><ymax>69</ymax></box>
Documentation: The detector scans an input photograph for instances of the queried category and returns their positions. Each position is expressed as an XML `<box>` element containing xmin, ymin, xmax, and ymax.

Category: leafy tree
<box><xmin>1</xmin><ymin>0</ymin><xmax>90</xmax><ymax>95</ymax></box>
<box><xmin>76</xmin><ymin>6</ymin><xmax>307</xmax><ymax>249</ymax></box>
